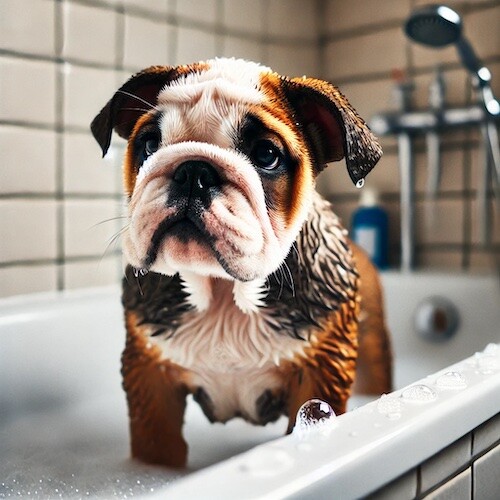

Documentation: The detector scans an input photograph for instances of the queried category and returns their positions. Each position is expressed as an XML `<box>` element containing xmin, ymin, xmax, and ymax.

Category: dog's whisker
<box><xmin>121</xmin><ymin>107</ymin><xmax>155</xmax><ymax>114</ymax></box>
<box><xmin>115</xmin><ymin>89</ymin><xmax>160</xmax><ymax>112</ymax></box>
<box><xmin>281</xmin><ymin>260</ymin><xmax>295</xmax><ymax>297</ymax></box>
<box><xmin>91</xmin><ymin>216</ymin><xmax>128</xmax><ymax>229</ymax></box>
<box><xmin>100</xmin><ymin>225</ymin><xmax>129</xmax><ymax>262</ymax></box>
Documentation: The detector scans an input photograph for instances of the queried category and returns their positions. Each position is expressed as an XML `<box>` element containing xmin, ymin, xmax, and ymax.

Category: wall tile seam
<box><xmin>0</xmin><ymin>252</ymin><xmax>122</xmax><ymax>269</ymax></box>
<box><xmin>415</xmin><ymin>433</ymin><xmax>500</xmax><ymax>498</ymax></box>
<box><xmin>54</xmin><ymin>0</ymin><xmax>319</xmax><ymax>45</ymax></box>
<box><xmin>327</xmin><ymin>190</ymin><xmax>496</xmax><ymax>203</ymax></box>
<box><xmin>324</xmin><ymin>54</ymin><xmax>500</xmax><ymax>86</ymax></box>
<box><xmin>0</xmin><ymin>194</ymin><xmax>123</xmax><ymax>200</ymax></box>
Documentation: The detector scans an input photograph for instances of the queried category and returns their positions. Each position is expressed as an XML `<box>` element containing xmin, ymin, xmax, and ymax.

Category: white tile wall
<box><xmin>64</xmin><ymin>256</ymin><xmax>121</xmax><ymax>290</ymax></box>
<box><xmin>64</xmin><ymin>200</ymin><xmax>122</xmax><ymax>257</ymax></box>
<box><xmin>0</xmin><ymin>265</ymin><xmax>58</xmax><ymax>298</ymax></box>
<box><xmin>124</xmin><ymin>0</ymin><xmax>170</xmax><ymax>15</ymax></box>
<box><xmin>222</xmin><ymin>0</ymin><xmax>266</xmax><ymax>35</ymax></box>
<box><xmin>0</xmin><ymin>200</ymin><xmax>58</xmax><ymax>262</ymax></box>
<box><xmin>324</xmin><ymin>0</ymin><xmax>410</xmax><ymax>33</ymax></box>
<box><xmin>0</xmin><ymin>0</ymin><xmax>55</xmax><ymax>57</ymax></box>
<box><xmin>63</xmin><ymin>132</ymin><xmax>121</xmax><ymax>194</ymax></box>
<box><xmin>62</xmin><ymin>1</ymin><xmax>117</xmax><ymax>66</ymax></box>
<box><xmin>325</xmin><ymin>28</ymin><xmax>407</xmax><ymax>80</ymax></box>
<box><xmin>175</xmin><ymin>0</ymin><xmax>218</xmax><ymax>25</ymax></box>
<box><xmin>63</xmin><ymin>64</ymin><xmax>118</xmax><ymax>129</ymax></box>
<box><xmin>222</xmin><ymin>36</ymin><xmax>264</xmax><ymax>63</ymax></box>
<box><xmin>0</xmin><ymin>127</ymin><xmax>57</xmax><ymax>193</ymax></box>
<box><xmin>175</xmin><ymin>27</ymin><xmax>218</xmax><ymax>64</ymax></box>
<box><xmin>0</xmin><ymin>57</ymin><xmax>56</xmax><ymax>125</ymax></box>
<box><xmin>267</xmin><ymin>0</ymin><xmax>318</xmax><ymax>40</ymax></box>
<box><xmin>124</xmin><ymin>15</ymin><xmax>171</xmax><ymax>69</ymax></box>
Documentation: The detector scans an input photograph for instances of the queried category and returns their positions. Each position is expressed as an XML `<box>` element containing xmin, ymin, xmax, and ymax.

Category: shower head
<box><xmin>404</xmin><ymin>4</ymin><xmax>491</xmax><ymax>86</ymax></box>
<box><xmin>405</xmin><ymin>4</ymin><xmax>462</xmax><ymax>48</ymax></box>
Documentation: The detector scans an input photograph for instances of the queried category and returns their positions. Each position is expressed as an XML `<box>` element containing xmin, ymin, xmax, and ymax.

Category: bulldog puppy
<box><xmin>91</xmin><ymin>58</ymin><xmax>392</xmax><ymax>468</ymax></box>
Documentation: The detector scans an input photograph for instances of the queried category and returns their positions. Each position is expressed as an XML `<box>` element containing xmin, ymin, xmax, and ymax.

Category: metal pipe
<box><xmin>369</xmin><ymin>105</ymin><xmax>500</xmax><ymax>136</ymax></box>
<box><xmin>398</xmin><ymin>133</ymin><xmax>415</xmax><ymax>271</ymax></box>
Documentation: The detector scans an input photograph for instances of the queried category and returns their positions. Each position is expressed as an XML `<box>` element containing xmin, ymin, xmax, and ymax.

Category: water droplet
<box><xmin>240</xmin><ymin>448</ymin><xmax>294</xmax><ymax>477</ymax></box>
<box><xmin>401</xmin><ymin>384</ymin><xmax>437</xmax><ymax>403</ymax></box>
<box><xmin>377</xmin><ymin>394</ymin><xmax>403</xmax><ymax>419</ymax></box>
<box><xmin>356</xmin><ymin>178</ymin><xmax>365</xmax><ymax>188</ymax></box>
<box><xmin>293</xmin><ymin>398</ymin><xmax>337</xmax><ymax>438</ymax></box>
<box><xmin>436</xmin><ymin>371</ymin><xmax>467</xmax><ymax>390</ymax></box>
<box><xmin>483</xmin><ymin>343</ymin><xmax>498</xmax><ymax>356</ymax></box>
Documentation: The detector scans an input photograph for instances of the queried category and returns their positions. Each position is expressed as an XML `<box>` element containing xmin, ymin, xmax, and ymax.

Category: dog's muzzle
<box><xmin>172</xmin><ymin>160</ymin><xmax>221</xmax><ymax>203</ymax></box>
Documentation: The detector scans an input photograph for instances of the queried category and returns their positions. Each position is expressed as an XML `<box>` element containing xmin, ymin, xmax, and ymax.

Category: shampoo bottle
<box><xmin>351</xmin><ymin>187</ymin><xmax>389</xmax><ymax>269</ymax></box>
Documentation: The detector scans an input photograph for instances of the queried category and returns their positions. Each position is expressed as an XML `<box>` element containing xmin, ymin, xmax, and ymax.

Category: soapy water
<box><xmin>293</xmin><ymin>399</ymin><xmax>337</xmax><ymax>439</ymax></box>
<box><xmin>435</xmin><ymin>371</ymin><xmax>468</xmax><ymax>390</ymax></box>
<box><xmin>239</xmin><ymin>446</ymin><xmax>294</xmax><ymax>477</ymax></box>
<box><xmin>401</xmin><ymin>384</ymin><xmax>437</xmax><ymax>403</ymax></box>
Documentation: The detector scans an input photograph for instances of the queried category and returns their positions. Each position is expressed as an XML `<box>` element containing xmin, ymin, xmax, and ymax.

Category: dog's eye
<box><xmin>251</xmin><ymin>140</ymin><xmax>282</xmax><ymax>170</ymax></box>
<box><xmin>144</xmin><ymin>136</ymin><xmax>159</xmax><ymax>157</ymax></box>
<box><xmin>136</xmin><ymin>132</ymin><xmax>160</xmax><ymax>165</ymax></box>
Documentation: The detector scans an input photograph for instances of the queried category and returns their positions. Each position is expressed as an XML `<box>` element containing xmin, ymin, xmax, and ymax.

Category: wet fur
<box><xmin>91</xmin><ymin>58</ymin><xmax>392</xmax><ymax>468</ymax></box>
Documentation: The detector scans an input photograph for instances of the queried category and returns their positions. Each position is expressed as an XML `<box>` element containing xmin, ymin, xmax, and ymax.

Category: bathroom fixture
<box><xmin>370</xmin><ymin>4</ymin><xmax>500</xmax><ymax>265</ymax></box>
<box><xmin>405</xmin><ymin>4</ymin><xmax>500</xmax><ymax>244</ymax></box>
<box><xmin>426</xmin><ymin>67</ymin><xmax>445</xmax><ymax>199</ymax></box>
<box><xmin>414</xmin><ymin>295</ymin><xmax>460</xmax><ymax>342</ymax></box>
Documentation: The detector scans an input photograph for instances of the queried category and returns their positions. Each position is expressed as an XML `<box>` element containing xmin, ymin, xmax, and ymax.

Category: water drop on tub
<box><xmin>435</xmin><ymin>371</ymin><xmax>467</xmax><ymax>390</ymax></box>
<box><xmin>401</xmin><ymin>384</ymin><xmax>437</xmax><ymax>403</ymax></box>
<box><xmin>294</xmin><ymin>398</ymin><xmax>337</xmax><ymax>438</ymax></box>
<box><xmin>377</xmin><ymin>394</ymin><xmax>403</xmax><ymax>419</ymax></box>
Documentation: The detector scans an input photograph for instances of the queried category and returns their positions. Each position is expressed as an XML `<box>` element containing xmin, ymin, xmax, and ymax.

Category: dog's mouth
<box><xmin>143</xmin><ymin>214</ymin><xmax>213</xmax><ymax>269</ymax></box>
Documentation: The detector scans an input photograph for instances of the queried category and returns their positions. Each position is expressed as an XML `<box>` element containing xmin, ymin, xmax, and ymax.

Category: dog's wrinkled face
<box><xmin>91</xmin><ymin>58</ymin><xmax>381</xmax><ymax>282</ymax></box>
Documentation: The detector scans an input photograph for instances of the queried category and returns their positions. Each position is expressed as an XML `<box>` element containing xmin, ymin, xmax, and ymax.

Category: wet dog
<box><xmin>91</xmin><ymin>58</ymin><xmax>392</xmax><ymax>468</ymax></box>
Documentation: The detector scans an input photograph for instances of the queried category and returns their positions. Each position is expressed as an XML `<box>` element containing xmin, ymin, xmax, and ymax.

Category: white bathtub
<box><xmin>0</xmin><ymin>272</ymin><xmax>499</xmax><ymax>498</ymax></box>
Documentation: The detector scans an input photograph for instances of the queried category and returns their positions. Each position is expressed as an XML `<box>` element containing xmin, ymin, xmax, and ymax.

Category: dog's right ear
<box><xmin>91</xmin><ymin>66</ymin><xmax>177</xmax><ymax>157</ymax></box>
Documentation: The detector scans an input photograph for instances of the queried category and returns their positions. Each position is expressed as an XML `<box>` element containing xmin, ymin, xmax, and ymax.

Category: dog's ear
<box><xmin>91</xmin><ymin>66</ymin><xmax>178</xmax><ymax>157</ymax></box>
<box><xmin>282</xmin><ymin>77</ymin><xmax>382</xmax><ymax>185</ymax></box>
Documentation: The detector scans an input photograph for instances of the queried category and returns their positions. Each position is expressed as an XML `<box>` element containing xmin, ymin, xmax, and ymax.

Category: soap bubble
<box><xmin>294</xmin><ymin>399</ymin><xmax>337</xmax><ymax>439</ymax></box>
<box><xmin>401</xmin><ymin>384</ymin><xmax>437</xmax><ymax>403</ymax></box>
<box><xmin>435</xmin><ymin>371</ymin><xmax>467</xmax><ymax>390</ymax></box>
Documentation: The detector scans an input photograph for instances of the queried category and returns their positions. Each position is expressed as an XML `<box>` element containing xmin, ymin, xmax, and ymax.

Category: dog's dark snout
<box><xmin>173</xmin><ymin>161</ymin><xmax>221</xmax><ymax>196</ymax></box>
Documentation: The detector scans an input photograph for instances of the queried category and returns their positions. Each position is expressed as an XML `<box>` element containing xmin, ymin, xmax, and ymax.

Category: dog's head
<box><xmin>91</xmin><ymin>58</ymin><xmax>381</xmax><ymax>282</ymax></box>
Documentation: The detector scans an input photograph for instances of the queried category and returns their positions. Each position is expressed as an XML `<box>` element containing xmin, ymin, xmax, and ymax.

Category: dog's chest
<box><xmin>151</xmin><ymin>280</ymin><xmax>307</xmax><ymax>422</ymax></box>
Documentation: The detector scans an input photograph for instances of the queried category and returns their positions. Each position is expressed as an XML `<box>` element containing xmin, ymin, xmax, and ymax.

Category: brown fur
<box><xmin>91</xmin><ymin>59</ymin><xmax>391</xmax><ymax>469</ymax></box>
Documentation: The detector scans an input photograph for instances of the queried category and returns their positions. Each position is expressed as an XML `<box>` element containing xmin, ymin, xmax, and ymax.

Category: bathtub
<box><xmin>0</xmin><ymin>272</ymin><xmax>498</xmax><ymax>499</ymax></box>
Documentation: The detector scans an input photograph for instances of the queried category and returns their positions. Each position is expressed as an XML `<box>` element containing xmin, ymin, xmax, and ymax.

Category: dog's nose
<box><xmin>172</xmin><ymin>161</ymin><xmax>221</xmax><ymax>197</ymax></box>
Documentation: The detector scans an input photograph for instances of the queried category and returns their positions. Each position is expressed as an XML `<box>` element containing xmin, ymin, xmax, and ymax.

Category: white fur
<box><xmin>151</xmin><ymin>278</ymin><xmax>308</xmax><ymax>421</ymax></box>
<box><xmin>232</xmin><ymin>279</ymin><xmax>268</xmax><ymax>314</ymax></box>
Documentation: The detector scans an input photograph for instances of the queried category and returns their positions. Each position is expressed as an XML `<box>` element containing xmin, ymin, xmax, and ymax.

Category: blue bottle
<box><xmin>351</xmin><ymin>187</ymin><xmax>389</xmax><ymax>269</ymax></box>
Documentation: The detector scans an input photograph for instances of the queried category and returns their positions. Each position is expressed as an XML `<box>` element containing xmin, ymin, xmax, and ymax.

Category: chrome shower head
<box><xmin>404</xmin><ymin>4</ymin><xmax>462</xmax><ymax>48</ymax></box>
<box><xmin>404</xmin><ymin>4</ymin><xmax>491</xmax><ymax>86</ymax></box>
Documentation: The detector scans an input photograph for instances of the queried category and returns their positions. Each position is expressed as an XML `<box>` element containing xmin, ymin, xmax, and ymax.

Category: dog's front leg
<box><xmin>122</xmin><ymin>312</ymin><xmax>188</xmax><ymax>468</ymax></box>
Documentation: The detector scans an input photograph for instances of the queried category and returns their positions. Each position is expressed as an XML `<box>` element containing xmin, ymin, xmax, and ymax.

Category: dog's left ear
<box><xmin>91</xmin><ymin>66</ymin><xmax>178</xmax><ymax>157</ymax></box>
<box><xmin>282</xmin><ymin>76</ymin><xmax>382</xmax><ymax>185</ymax></box>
